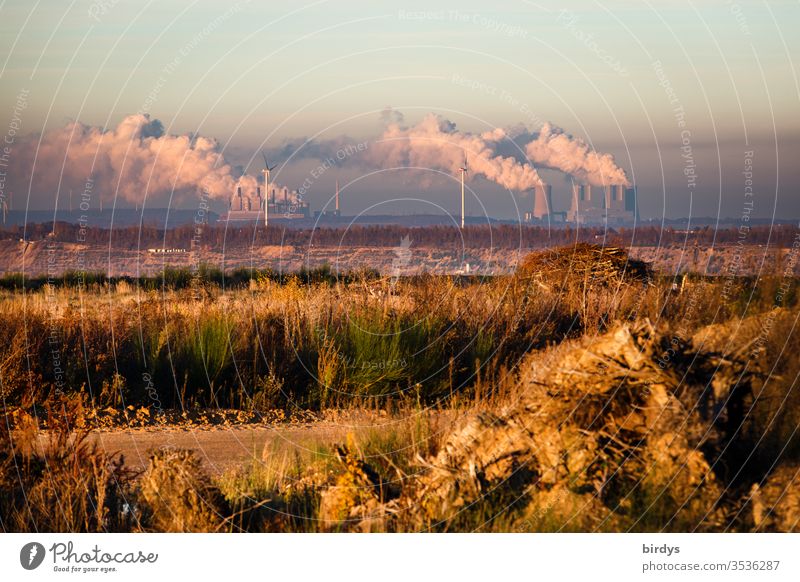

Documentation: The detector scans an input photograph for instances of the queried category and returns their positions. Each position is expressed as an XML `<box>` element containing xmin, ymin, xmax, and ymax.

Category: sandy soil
<box><xmin>38</xmin><ymin>410</ymin><xmax>454</xmax><ymax>476</ymax></box>
<box><xmin>0</xmin><ymin>240</ymin><xmax>791</xmax><ymax>277</ymax></box>
<box><xmin>85</xmin><ymin>424</ymin><xmax>349</xmax><ymax>476</ymax></box>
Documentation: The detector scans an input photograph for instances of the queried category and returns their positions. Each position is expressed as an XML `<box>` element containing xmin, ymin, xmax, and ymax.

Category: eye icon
<box><xmin>20</xmin><ymin>542</ymin><xmax>46</xmax><ymax>570</ymax></box>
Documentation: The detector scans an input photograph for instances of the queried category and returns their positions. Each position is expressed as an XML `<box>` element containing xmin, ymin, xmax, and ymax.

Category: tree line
<box><xmin>1</xmin><ymin>221</ymin><xmax>797</xmax><ymax>249</ymax></box>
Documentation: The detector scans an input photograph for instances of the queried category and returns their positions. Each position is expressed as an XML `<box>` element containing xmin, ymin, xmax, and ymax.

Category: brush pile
<box><xmin>517</xmin><ymin>243</ymin><xmax>653</xmax><ymax>291</ymax></box>
<box><xmin>321</xmin><ymin>318</ymin><xmax>795</xmax><ymax>531</ymax></box>
<box><xmin>406</xmin><ymin>320</ymin><xmax>726</xmax><ymax>530</ymax></box>
<box><xmin>749</xmin><ymin>463</ymin><xmax>800</xmax><ymax>532</ymax></box>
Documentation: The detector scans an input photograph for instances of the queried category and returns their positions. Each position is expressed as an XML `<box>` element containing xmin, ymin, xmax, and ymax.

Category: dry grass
<box><xmin>2</xmin><ymin>246</ymin><xmax>800</xmax><ymax>532</ymax></box>
<box><xmin>0</xmin><ymin>394</ymin><xmax>137</xmax><ymax>532</ymax></box>
<box><xmin>0</xmin><ymin>261</ymin><xmax>756</xmax><ymax>413</ymax></box>
<box><xmin>138</xmin><ymin>448</ymin><xmax>229</xmax><ymax>532</ymax></box>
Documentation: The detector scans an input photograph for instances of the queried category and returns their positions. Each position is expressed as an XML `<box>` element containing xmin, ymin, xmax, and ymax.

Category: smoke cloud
<box><xmin>275</xmin><ymin>112</ymin><xmax>629</xmax><ymax>190</ymax></box>
<box><xmin>520</xmin><ymin>123</ymin><xmax>630</xmax><ymax>187</ymax></box>
<box><xmin>10</xmin><ymin>114</ymin><xmax>252</xmax><ymax>206</ymax></box>
<box><xmin>11</xmin><ymin>111</ymin><xmax>629</xmax><ymax>211</ymax></box>
<box><xmin>365</xmin><ymin>113</ymin><xmax>543</xmax><ymax>190</ymax></box>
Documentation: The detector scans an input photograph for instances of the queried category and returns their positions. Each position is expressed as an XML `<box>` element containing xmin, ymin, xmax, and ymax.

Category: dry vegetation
<box><xmin>2</xmin><ymin>244</ymin><xmax>800</xmax><ymax>532</ymax></box>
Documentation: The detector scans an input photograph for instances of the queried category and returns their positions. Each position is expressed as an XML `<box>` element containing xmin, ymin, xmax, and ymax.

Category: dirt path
<box><xmin>82</xmin><ymin>411</ymin><xmax>448</xmax><ymax>476</ymax></box>
<box><xmin>24</xmin><ymin>410</ymin><xmax>457</xmax><ymax>476</ymax></box>
<box><xmin>84</xmin><ymin>423</ymin><xmax>358</xmax><ymax>476</ymax></box>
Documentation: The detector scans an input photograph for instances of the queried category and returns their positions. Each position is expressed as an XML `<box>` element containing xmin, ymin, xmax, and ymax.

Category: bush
<box><xmin>0</xmin><ymin>395</ymin><xmax>137</xmax><ymax>532</ymax></box>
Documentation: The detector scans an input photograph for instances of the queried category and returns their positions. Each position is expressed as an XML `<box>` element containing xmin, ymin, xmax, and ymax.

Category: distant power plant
<box><xmin>524</xmin><ymin>182</ymin><xmax>637</xmax><ymax>225</ymax></box>
<box><xmin>223</xmin><ymin>160</ymin><xmax>638</xmax><ymax>226</ymax></box>
<box><xmin>220</xmin><ymin>154</ymin><xmax>311</xmax><ymax>223</ymax></box>
<box><xmin>566</xmin><ymin>184</ymin><xmax>638</xmax><ymax>224</ymax></box>
<box><xmin>223</xmin><ymin>182</ymin><xmax>310</xmax><ymax>222</ymax></box>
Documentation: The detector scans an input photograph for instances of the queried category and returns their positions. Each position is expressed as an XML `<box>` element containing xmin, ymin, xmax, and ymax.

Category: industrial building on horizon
<box><xmin>221</xmin><ymin>173</ymin><xmax>638</xmax><ymax>226</ymax></box>
<box><xmin>222</xmin><ymin>181</ymin><xmax>310</xmax><ymax>222</ymax></box>
<box><xmin>525</xmin><ymin>182</ymin><xmax>638</xmax><ymax>225</ymax></box>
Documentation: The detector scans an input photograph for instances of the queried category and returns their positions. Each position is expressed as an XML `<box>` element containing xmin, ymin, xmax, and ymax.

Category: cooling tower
<box><xmin>625</xmin><ymin>186</ymin><xmax>639</xmax><ymax>219</ymax></box>
<box><xmin>603</xmin><ymin>184</ymin><xmax>627</xmax><ymax>211</ymax></box>
<box><xmin>532</xmin><ymin>184</ymin><xmax>552</xmax><ymax>219</ymax></box>
<box><xmin>572</xmin><ymin>183</ymin><xmax>594</xmax><ymax>202</ymax></box>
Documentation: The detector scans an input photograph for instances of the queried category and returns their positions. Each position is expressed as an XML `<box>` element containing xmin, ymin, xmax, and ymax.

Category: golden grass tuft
<box><xmin>139</xmin><ymin>448</ymin><xmax>229</xmax><ymax>532</ymax></box>
<box><xmin>0</xmin><ymin>394</ymin><xmax>136</xmax><ymax>532</ymax></box>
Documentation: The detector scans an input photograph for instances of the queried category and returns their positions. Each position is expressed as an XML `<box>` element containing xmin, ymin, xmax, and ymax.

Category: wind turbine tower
<box><xmin>261</xmin><ymin>152</ymin><xmax>276</xmax><ymax>227</ymax></box>
<box><xmin>459</xmin><ymin>155</ymin><xmax>468</xmax><ymax>229</ymax></box>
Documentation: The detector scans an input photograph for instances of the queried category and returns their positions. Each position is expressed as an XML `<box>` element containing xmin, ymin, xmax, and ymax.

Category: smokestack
<box><xmin>603</xmin><ymin>185</ymin><xmax>613</xmax><ymax>209</ymax></box>
<box><xmin>335</xmin><ymin>179</ymin><xmax>339</xmax><ymax>211</ymax></box>
<box><xmin>459</xmin><ymin>156</ymin><xmax>468</xmax><ymax>229</ymax></box>
<box><xmin>532</xmin><ymin>183</ymin><xmax>552</xmax><ymax>219</ymax></box>
<box><xmin>572</xmin><ymin>184</ymin><xmax>590</xmax><ymax>202</ymax></box>
<box><xmin>602</xmin><ymin>184</ymin><xmax>626</xmax><ymax>212</ymax></box>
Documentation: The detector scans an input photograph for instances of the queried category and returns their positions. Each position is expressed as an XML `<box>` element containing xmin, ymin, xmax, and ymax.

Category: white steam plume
<box><xmin>365</xmin><ymin>113</ymin><xmax>543</xmax><ymax>190</ymax></box>
<box><xmin>518</xmin><ymin>122</ymin><xmax>629</xmax><ymax>187</ymax></box>
<box><xmin>13</xmin><ymin>112</ymin><xmax>628</xmax><ymax>210</ymax></box>
<box><xmin>10</xmin><ymin>114</ymin><xmax>248</xmax><ymax>206</ymax></box>
<box><xmin>278</xmin><ymin>112</ymin><xmax>629</xmax><ymax>190</ymax></box>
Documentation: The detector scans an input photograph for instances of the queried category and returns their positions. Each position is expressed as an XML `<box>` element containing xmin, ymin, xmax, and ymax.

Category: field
<box><xmin>1</xmin><ymin>223</ymin><xmax>796</xmax><ymax>278</ymax></box>
<box><xmin>2</xmin><ymin>244</ymin><xmax>800</xmax><ymax>532</ymax></box>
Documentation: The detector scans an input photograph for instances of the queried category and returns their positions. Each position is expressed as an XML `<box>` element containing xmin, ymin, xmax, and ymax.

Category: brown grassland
<box><xmin>1</xmin><ymin>244</ymin><xmax>799</xmax><ymax>532</ymax></box>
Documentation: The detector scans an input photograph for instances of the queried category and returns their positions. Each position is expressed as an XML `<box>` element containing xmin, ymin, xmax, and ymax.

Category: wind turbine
<box><xmin>261</xmin><ymin>152</ymin><xmax>277</xmax><ymax>227</ymax></box>
<box><xmin>459</xmin><ymin>155</ymin><xmax>468</xmax><ymax>229</ymax></box>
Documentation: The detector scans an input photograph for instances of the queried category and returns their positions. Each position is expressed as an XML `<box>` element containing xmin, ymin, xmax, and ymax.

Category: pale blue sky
<box><xmin>1</xmin><ymin>0</ymin><xmax>798</xmax><ymax>218</ymax></box>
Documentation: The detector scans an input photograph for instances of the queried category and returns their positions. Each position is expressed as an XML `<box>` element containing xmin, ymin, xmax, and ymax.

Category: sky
<box><xmin>0</xmin><ymin>0</ymin><xmax>798</xmax><ymax>221</ymax></box>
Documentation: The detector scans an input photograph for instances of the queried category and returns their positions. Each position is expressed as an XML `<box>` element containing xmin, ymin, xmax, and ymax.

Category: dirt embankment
<box><xmin>0</xmin><ymin>239</ymin><xmax>792</xmax><ymax>277</ymax></box>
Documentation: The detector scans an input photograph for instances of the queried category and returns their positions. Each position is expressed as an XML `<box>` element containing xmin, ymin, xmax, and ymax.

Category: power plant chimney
<box><xmin>532</xmin><ymin>183</ymin><xmax>552</xmax><ymax>220</ymax></box>
<box><xmin>459</xmin><ymin>155</ymin><xmax>468</xmax><ymax>229</ymax></box>
<box><xmin>335</xmin><ymin>179</ymin><xmax>340</xmax><ymax>212</ymax></box>
<box><xmin>261</xmin><ymin>152</ymin><xmax>276</xmax><ymax>227</ymax></box>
